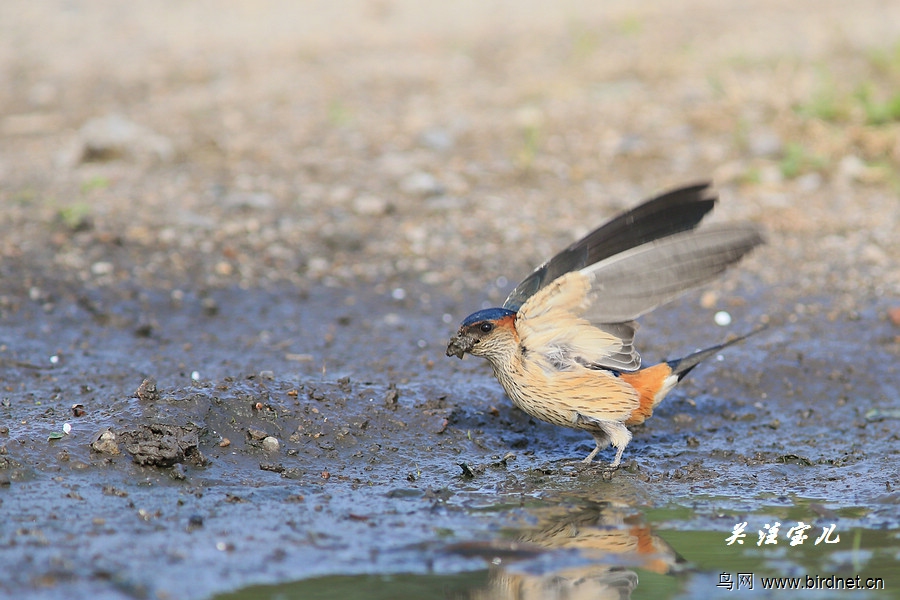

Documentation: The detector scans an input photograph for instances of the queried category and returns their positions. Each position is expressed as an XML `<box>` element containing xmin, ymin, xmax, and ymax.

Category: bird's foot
<box><xmin>575</xmin><ymin>457</ymin><xmax>619</xmax><ymax>478</ymax></box>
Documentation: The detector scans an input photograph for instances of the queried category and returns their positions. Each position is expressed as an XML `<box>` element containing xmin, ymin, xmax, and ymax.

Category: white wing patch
<box><xmin>516</xmin><ymin>272</ymin><xmax>641</xmax><ymax>372</ymax></box>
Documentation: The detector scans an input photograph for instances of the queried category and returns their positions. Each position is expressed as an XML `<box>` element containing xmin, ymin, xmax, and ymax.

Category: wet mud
<box><xmin>1</xmin><ymin>283</ymin><xmax>898</xmax><ymax>599</ymax></box>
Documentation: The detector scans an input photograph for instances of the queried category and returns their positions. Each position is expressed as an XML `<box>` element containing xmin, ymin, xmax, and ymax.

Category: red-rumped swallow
<box><xmin>447</xmin><ymin>183</ymin><xmax>764</xmax><ymax>469</ymax></box>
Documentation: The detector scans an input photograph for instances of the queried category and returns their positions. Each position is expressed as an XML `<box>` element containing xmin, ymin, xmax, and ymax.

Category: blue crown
<box><xmin>460</xmin><ymin>307</ymin><xmax>516</xmax><ymax>327</ymax></box>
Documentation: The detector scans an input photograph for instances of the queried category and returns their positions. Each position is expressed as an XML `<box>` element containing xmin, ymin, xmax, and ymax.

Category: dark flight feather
<box><xmin>503</xmin><ymin>182</ymin><xmax>718</xmax><ymax>311</ymax></box>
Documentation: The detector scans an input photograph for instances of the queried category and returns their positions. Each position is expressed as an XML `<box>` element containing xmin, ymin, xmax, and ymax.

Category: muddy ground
<box><xmin>1</xmin><ymin>1</ymin><xmax>899</xmax><ymax>599</ymax></box>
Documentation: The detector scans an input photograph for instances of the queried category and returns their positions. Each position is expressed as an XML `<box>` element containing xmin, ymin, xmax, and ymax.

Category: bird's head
<box><xmin>446</xmin><ymin>307</ymin><xmax>518</xmax><ymax>361</ymax></box>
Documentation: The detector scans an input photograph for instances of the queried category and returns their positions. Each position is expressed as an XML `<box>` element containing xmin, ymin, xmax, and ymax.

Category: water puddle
<box><xmin>216</xmin><ymin>493</ymin><xmax>898</xmax><ymax>599</ymax></box>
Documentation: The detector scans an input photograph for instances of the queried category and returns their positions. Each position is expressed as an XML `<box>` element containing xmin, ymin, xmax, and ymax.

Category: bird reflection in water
<box><xmin>446</xmin><ymin>499</ymin><xmax>682</xmax><ymax>600</ymax></box>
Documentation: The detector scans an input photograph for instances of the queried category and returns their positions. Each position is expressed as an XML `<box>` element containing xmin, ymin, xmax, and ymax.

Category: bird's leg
<box><xmin>582</xmin><ymin>431</ymin><xmax>609</xmax><ymax>464</ymax></box>
<box><xmin>606</xmin><ymin>423</ymin><xmax>633</xmax><ymax>469</ymax></box>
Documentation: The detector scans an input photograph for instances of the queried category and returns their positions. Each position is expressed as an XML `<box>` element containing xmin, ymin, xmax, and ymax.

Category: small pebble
<box><xmin>134</xmin><ymin>377</ymin><xmax>160</xmax><ymax>402</ymax></box>
<box><xmin>90</xmin><ymin>429</ymin><xmax>120</xmax><ymax>455</ymax></box>
<box><xmin>261</xmin><ymin>436</ymin><xmax>280</xmax><ymax>452</ymax></box>
<box><xmin>714</xmin><ymin>311</ymin><xmax>732</xmax><ymax>326</ymax></box>
<box><xmin>247</xmin><ymin>428</ymin><xmax>267</xmax><ymax>440</ymax></box>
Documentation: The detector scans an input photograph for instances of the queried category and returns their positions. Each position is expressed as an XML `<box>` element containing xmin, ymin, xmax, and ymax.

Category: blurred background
<box><xmin>1</xmin><ymin>0</ymin><xmax>898</xmax><ymax>308</ymax></box>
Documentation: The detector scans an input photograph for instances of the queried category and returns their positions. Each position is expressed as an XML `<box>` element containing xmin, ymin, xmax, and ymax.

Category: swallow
<box><xmin>446</xmin><ymin>182</ymin><xmax>764</xmax><ymax>469</ymax></box>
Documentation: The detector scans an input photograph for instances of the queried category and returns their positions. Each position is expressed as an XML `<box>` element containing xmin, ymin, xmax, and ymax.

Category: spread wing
<box><xmin>578</xmin><ymin>224</ymin><xmax>763</xmax><ymax>324</ymax></box>
<box><xmin>516</xmin><ymin>271</ymin><xmax>640</xmax><ymax>372</ymax></box>
<box><xmin>514</xmin><ymin>224</ymin><xmax>763</xmax><ymax>372</ymax></box>
<box><xmin>503</xmin><ymin>182</ymin><xmax>717</xmax><ymax>311</ymax></box>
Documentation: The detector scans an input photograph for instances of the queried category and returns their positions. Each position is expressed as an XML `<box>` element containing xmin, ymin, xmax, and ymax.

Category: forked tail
<box><xmin>667</xmin><ymin>325</ymin><xmax>767</xmax><ymax>381</ymax></box>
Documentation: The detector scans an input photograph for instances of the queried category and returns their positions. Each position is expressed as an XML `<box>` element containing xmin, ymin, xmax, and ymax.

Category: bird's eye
<box><xmin>479</xmin><ymin>322</ymin><xmax>494</xmax><ymax>333</ymax></box>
